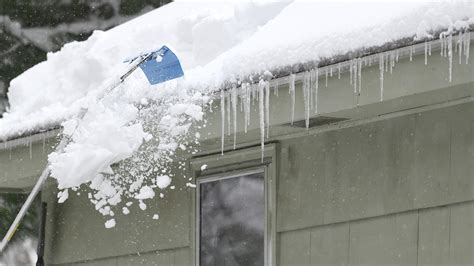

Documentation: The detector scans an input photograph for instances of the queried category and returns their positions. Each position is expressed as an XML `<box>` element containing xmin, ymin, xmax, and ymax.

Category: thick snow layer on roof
<box><xmin>1</xmin><ymin>1</ymin><xmax>473</xmax><ymax>140</ymax></box>
<box><xmin>1</xmin><ymin>0</ymin><xmax>473</xmax><ymax>227</ymax></box>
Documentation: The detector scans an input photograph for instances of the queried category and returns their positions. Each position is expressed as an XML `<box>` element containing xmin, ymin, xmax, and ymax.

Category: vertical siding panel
<box><xmin>277</xmin><ymin>144</ymin><xmax>303</xmax><ymax>231</ymax></box>
<box><xmin>174</xmin><ymin>247</ymin><xmax>191</xmax><ymax>266</ymax></box>
<box><xmin>414</xmin><ymin>109</ymin><xmax>451</xmax><ymax>208</ymax></box>
<box><xmin>417</xmin><ymin>207</ymin><xmax>450</xmax><ymax>265</ymax></box>
<box><xmin>297</xmin><ymin>133</ymin><xmax>330</xmax><ymax>229</ymax></box>
<box><xmin>449</xmin><ymin>104</ymin><xmax>474</xmax><ymax>203</ymax></box>
<box><xmin>349</xmin><ymin>212</ymin><xmax>417</xmax><ymax>266</ymax></box>
<box><xmin>278</xmin><ymin>230</ymin><xmax>311</xmax><ymax>266</ymax></box>
<box><xmin>449</xmin><ymin>202</ymin><xmax>474</xmax><ymax>265</ymax></box>
<box><xmin>309</xmin><ymin>223</ymin><xmax>349</xmax><ymax>265</ymax></box>
<box><xmin>382</xmin><ymin>115</ymin><xmax>417</xmax><ymax>214</ymax></box>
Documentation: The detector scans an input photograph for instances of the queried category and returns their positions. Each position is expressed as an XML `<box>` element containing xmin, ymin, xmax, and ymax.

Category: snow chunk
<box><xmin>122</xmin><ymin>207</ymin><xmax>130</xmax><ymax>215</ymax></box>
<box><xmin>57</xmin><ymin>189</ymin><xmax>69</xmax><ymax>204</ymax></box>
<box><xmin>152</xmin><ymin>214</ymin><xmax>159</xmax><ymax>220</ymax></box>
<box><xmin>200</xmin><ymin>164</ymin><xmax>208</xmax><ymax>171</ymax></box>
<box><xmin>156</xmin><ymin>175</ymin><xmax>171</xmax><ymax>189</ymax></box>
<box><xmin>104</xmin><ymin>219</ymin><xmax>116</xmax><ymax>229</ymax></box>
<box><xmin>134</xmin><ymin>186</ymin><xmax>155</xmax><ymax>200</ymax></box>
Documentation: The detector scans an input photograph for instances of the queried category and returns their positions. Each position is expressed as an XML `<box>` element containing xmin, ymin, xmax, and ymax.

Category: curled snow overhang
<box><xmin>1</xmin><ymin>29</ymin><xmax>473</xmax><ymax>147</ymax></box>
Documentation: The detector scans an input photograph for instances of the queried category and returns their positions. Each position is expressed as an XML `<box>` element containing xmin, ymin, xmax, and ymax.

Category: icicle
<box><xmin>303</xmin><ymin>73</ymin><xmax>310</xmax><ymax>129</ymax></box>
<box><xmin>358</xmin><ymin>58</ymin><xmax>362</xmax><ymax>100</ymax></box>
<box><xmin>258</xmin><ymin>80</ymin><xmax>265</xmax><ymax>161</ymax></box>
<box><xmin>440</xmin><ymin>35</ymin><xmax>445</xmax><ymax>56</ymax></box>
<box><xmin>220</xmin><ymin>90</ymin><xmax>225</xmax><ymax>155</ymax></box>
<box><xmin>389</xmin><ymin>53</ymin><xmax>394</xmax><ymax>74</ymax></box>
<box><xmin>465</xmin><ymin>30</ymin><xmax>470</xmax><ymax>64</ymax></box>
<box><xmin>443</xmin><ymin>36</ymin><xmax>448</xmax><ymax>57</ymax></box>
<box><xmin>353</xmin><ymin>59</ymin><xmax>358</xmax><ymax>93</ymax></box>
<box><xmin>349</xmin><ymin>60</ymin><xmax>353</xmax><ymax>85</ymax></box>
<box><xmin>409</xmin><ymin>45</ymin><xmax>413</xmax><ymax>61</ymax></box>
<box><xmin>309</xmin><ymin>70</ymin><xmax>313</xmax><ymax>109</ymax></box>
<box><xmin>379</xmin><ymin>53</ymin><xmax>384</xmax><ymax>101</ymax></box>
<box><xmin>289</xmin><ymin>74</ymin><xmax>296</xmax><ymax>124</ymax></box>
<box><xmin>395</xmin><ymin>50</ymin><xmax>399</xmax><ymax>62</ymax></box>
<box><xmin>265</xmin><ymin>81</ymin><xmax>270</xmax><ymax>139</ymax></box>
<box><xmin>338</xmin><ymin>63</ymin><xmax>341</xmax><ymax>79</ymax></box>
<box><xmin>424</xmin><ymin>41</ymin><xmax>428</xmax><ymax>65</ymax></box>
<box><xmin>428</xmin><ymin>41</ymin><xmax>432</xmax><ymax>56</ymax></box>
<box><xmin>448</xmin><ymin>33</ymin><xmax>453</xmax><ymax>82</ymax></box>
<box><xmin>274</xmin><ymin>80</ymin><xmax>279</xmax><ymax>96</ymax></box>
<box><xmin>232</xmin><ymin>85</ymin><xmax>238</xmax><ymax>149</ymax></box>
<box><xmin>459</xmin><ymin>31</ymin><xmax>463</xmax><ymax>64</ymax></box>
<box><xmin>325</xmin><ymin>68</ymin><xmax>328</xmax><ymax>87</ymax></box>
<box><xmin>226</xmin><ymin>91</ymin><xmax>231</xmax><ymax>136</ymax></box>
<box><xmin>330</xmin><ymin>67</ymin><xmax>333</xmax><ymax>77</ymax></box>
<box><xmin>245</xmin><ymin>83</ymin><xmax>251</xmax><ymax>133</ymax></box>
<box><xmin>314</xmin><ymin>68</ymin><xmax>319</xmax><ymax>113</ymax></box>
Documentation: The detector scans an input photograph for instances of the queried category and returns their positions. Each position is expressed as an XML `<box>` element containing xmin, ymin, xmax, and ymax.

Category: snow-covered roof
<box><xmin>1</xmin><ymin>0</ymin><xmax>473</xmax><ymax>141</ymax></box>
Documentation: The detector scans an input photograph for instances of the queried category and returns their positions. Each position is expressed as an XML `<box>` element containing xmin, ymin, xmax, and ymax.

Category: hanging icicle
<box><xmin>231</xmin><ymin>85</ymin><xmax>238</xmax><ymax>149</ymax></box>
<box><xmin>314</xmin><ymin>68</ymin><xmax>319</xmax><ymax>114</ymax></box>
<box><xmin>358</xmin><ymin>58</ymin><xmax>362</xmax><ymax>105</ymax></box>
<box><xmin>379</xmin><ymin>53</ymin><xmax>384</xmax><ymax>101</ymax></box>
<box><xmin>303</xmin><ymin>72</ymin><xmax>311</xmax><ymax>129</ymax></box>
<box><xmin>448</xmin><ymin>33</ymin><xmax>453</xmax><ymax>82</ymax></box>
<box><xmin>258</xmin><ymin>80</ymin><xmax>265</xmax><ymax>161</ymax></box>
<box><xmin>349</xmin><ymin>60</ymin><xmax>353</xmax><ymax>85</ymax></box>
<box><xmin>353</xmin><ymin>59</ymin><xmax>358</xmax><ymax>94</ymax></box>
<box><xmin>458</xmin><ymin>31</ymin><xmax>463</xmax><ymax>65</ymax></box>
<box><xmin>289</xmin><ymin>74</ymin><xmax>296</xmax><ymax>124</ymax></box>
<box><xmin>226</xmin><ymin>90</ymin><xmax>231</xmax><ymax>136</ymax></box>
<box><xmin>409</xmin><ymin>45</ymin><xmax>413</xmax><ymax>61</ymax></box>
<box><xmin>440</xmin><ymin>34</ymin><xmax>445</xmax><ymax>57</ymax></box>
<box><xmin>265</xmin><ymin>80</ymin><xmax>270</xmax><ymax>139</ymax></box>
<box><xmin>465</xmin><ymin>30</ymin><xmax>470</xmax><ymax>64</ymax></box>
<box><xmin>220</xmin><ymin>90</ymin><xmax>225</xmax><ymax>155</ymax></box>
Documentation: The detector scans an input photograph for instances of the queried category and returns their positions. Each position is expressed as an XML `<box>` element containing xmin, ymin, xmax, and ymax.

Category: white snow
<box><xmin>104</xmin><ymin>219</ymin><xmax>116</xmax><ymax>229</ymax></box>
<box><xmin>134</xmin><ymin>186</ymin><xmax>155</xmax><ymax>200</ymax></box>
<box><xmin>0</xmin><ymin>0</ymin><xmax>473</xmax><ymax>222</ymax></box>
<box><xmin>152</xmin><ymin>214</ymin><xmax>159</xmax><ymax>220</ymax></box>
<box><xmin>156</xmin><ymin>175</ymin><xmax>171</xmax><ymax>189</ymax></box>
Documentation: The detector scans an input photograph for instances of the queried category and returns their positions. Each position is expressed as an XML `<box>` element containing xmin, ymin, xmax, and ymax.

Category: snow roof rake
<box><xmin>0</xmin><ymin>45</ymin><xmax>184</xmax><ymax>253</ymax></box>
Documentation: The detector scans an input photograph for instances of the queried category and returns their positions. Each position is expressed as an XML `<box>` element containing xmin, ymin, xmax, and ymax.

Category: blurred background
<box><xmin>0</xmin><ymin>0</ymin><xmax>170</xmax><ymax>264</ymax></box>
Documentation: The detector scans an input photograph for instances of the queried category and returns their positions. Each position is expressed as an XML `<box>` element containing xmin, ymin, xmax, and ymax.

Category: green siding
<box><xmin>277</xmin><ymin>102</ymin><xmax>474</xmax><ymax>232</ymax></box>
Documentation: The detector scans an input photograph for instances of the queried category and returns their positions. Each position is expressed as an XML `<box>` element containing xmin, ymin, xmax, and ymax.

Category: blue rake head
<box><xmin>131</xmin><ymin>46</ymin><xmax>184</xmax><ymax>85</ymax></box>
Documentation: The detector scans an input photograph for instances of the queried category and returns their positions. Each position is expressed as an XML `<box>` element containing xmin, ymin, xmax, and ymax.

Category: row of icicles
<box><xmin>216</xmin><ymin>30</ymin><xmax>471</xmax><ymax>159</ymax></box>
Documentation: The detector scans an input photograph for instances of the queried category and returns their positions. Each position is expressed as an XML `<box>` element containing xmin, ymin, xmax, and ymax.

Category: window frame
<box><xmin>189</xmin><ymin>144</ymin><xmax>277</xmax><ymax>266</ymax></box>
<box><xmin>196</xmin><ymin>167</ymin><xmax>267</xmax><ymax>266</ymax></box>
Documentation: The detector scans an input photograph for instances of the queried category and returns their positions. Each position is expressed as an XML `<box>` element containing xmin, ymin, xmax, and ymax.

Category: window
<box><xmin>197</xmin><ymin>169</ymin><xmax>266</xmax><ymax>266</ymax></box>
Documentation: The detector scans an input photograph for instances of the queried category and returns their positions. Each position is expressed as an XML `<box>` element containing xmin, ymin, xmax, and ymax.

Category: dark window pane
<box><xmin>199</xmin><ymin>172</ymin><xmax>265</xmax><ymax>266</ymax></box>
